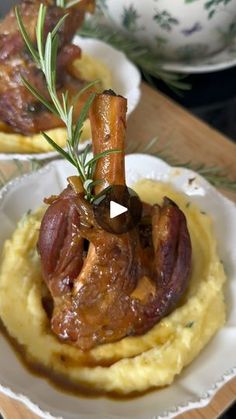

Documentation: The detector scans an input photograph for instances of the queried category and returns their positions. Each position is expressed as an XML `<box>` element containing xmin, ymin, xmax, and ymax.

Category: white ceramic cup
<box><xmin>98</xmin><ymin>0</ymin><xmax>236</xmax><ymax>61</ymax></box>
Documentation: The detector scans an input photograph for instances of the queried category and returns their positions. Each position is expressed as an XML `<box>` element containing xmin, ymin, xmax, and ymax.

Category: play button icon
<box><xmin>110</xmin><ymin>201</ymin><xmax>128</xmax><ymax>219</ymax></box>
<box><xmin>93</xmin><ymin>185</ymin><xmax>142</xmax><ymax>234</ymax></box>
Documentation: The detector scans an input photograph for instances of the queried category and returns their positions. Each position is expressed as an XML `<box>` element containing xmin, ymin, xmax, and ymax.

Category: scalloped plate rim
<box><xmin>0</xmin><ymin>154</ymin><xmax>235</xmax><ymax>419</ymax></box>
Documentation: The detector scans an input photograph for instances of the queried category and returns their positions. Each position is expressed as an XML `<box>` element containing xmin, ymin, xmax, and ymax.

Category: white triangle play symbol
<box><xmin>110</xmin><ymin>200</ymin><xmax>128</xmax><ymax>219</ymax></box>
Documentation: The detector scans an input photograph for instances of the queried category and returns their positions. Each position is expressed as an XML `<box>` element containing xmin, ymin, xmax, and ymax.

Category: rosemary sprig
<box><xmin>79</xmin><ymin>20</ymin><xmax>191</xmax><ymax>94</ymax></box>
<box><xmin>1</xmin><ymin>148</ymin><xmax>234</xmax><ymax>194</ymax></box>
<box><xmin>16</xmin><ymin>4</ymin><xmax>120</xmax><ymax>202</ymax></box>
<box><xmin>11</xmin><ymin>4</ymin><xmax>235</xmax><ymax>195</ymax></box>
<box><xmin>179</xmin><ymin>164</ymin><xmax>236</xmax><ymax>192</ymax></box>
<box><xmin>56</xmin><ymin>0</ymin><xmax>81</xmax><ymax>9</ymax></box>
<box><xmin>127</xmin><ymin>137</ymin><xmax>236</xmax><ymax>192</ymax></box>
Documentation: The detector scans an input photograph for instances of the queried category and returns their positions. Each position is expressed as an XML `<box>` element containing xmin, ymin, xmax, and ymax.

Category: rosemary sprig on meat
<box><xmin>56</xmin><ymin>0</ymin><xmax>81</xmax><ymax>8</ymax></box>
<box><xmin>15</xmin><ymin>3</ymin><xmax>120</xmax><ymax>202</ymax></box>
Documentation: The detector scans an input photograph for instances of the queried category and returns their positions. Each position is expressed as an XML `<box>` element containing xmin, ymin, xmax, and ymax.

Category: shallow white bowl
<box><xmin>0</xmin><ymin>36</ymin><xmax>141</xmax><ymax>161</ymax></box>
<box><xmin>0</xmin><ymin>155</ymin><xmax>236</xmax><ymax>418</ymax></box>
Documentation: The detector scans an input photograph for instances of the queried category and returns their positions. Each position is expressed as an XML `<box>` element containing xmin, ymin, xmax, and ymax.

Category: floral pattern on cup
<box><xmin>121</xmin><ymin>5</ymin><xmax>142</xmax><ymax>32</ymax></box>
<box><xmin>219</xmin><ymin>22</ymin><xmax>236</xmax><ymax>44</ymax></box>
<box><xmin>181</xmin><ymin>22</ymin><xmax>203</xmax><ymax>36</ymax></box>
<box><xmin>176</xmin><ymin>43</ymin><xmax>209</xmax><ymax>62</ymax></box>
<box><xmin>97</xmin><ymin>0</ymin><xmax>236</xmax><ymax>63</ymax></box>
<box><xmin>204</xmin><ymin>0</ymin><xmax>233</xmax><ymax>19</ymax></box>
<box><xmin>153</xmin><ymin>10</ymin><xmax>179</xmax><ymax>32</ymax></box>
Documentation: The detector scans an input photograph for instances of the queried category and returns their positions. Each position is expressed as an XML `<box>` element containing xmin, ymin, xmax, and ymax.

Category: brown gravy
<box><xmin>0</xmin><ymin>320</ymin><xmax>162</xmax><ymax>401</ymax></box>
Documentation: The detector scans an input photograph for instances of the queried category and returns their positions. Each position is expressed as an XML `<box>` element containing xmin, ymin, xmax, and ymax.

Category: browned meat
<box><xmin>38</xmin><ymin>186</ymin><xmax>85</xmax><ymax>297</ymax></box>
<box><xmin>38</xmin><ymin>91</ymin><xmax>192</xmax><ymax>350</ymax></box>
<box><xmin>0</xmin><ymin>0</ymin><xmax>95</xmax><ymax>135</ymax></box>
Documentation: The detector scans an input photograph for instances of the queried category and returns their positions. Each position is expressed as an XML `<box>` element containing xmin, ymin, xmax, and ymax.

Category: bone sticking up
<box><xmin>37</xmin><ymin>91</ymin><xmax>192</xmax><ymax>351</ymax></box>
<box><xmin>89</xmin><ymin>90</ymin><xmax>127</xmax><ymax>193</ymax></box>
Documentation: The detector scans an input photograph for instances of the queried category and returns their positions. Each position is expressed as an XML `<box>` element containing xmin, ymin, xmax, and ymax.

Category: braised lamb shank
<box><xmin>38</xmin><ymin>91</ymin><xmax>192</xmax><ymax>350</ymax></box>
<box><xmin>0</xmin><ymin>0</ymin><xmax>94</xmax><ymax>134</ymax></box>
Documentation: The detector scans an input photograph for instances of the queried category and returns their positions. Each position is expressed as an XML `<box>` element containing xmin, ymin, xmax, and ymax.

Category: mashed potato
<box><xmin>0</xmin><ymin>53</ymin><xmax>112</xmax><ymax>153</ymax></box>
<box><xmin>0</xmin><ymin>180</ymin><xmax>226</xmax><ymax>394</ymax></box>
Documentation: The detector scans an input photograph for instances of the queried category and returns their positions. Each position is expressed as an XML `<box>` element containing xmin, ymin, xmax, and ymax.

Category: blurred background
<box><xmin>151</xmin><ymin>65</ymin><xmax>236</xmax><ymax>141</ymax></box>
<box><xmin>92</xmin><ymin>0</ymin><xmax>236</xmax><ymax>143</ymax></box>
<box><xmin>1</xmin><ymin>0</ymin><xmax>236</xmax><ymax>142</ymax></box>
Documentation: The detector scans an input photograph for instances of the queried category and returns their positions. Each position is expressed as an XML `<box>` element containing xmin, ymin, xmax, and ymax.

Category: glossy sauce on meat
<box><xmin>0</xmin><ymin>0</ymin><xmax>94</xmax><ymax>134</ymax></box>
<box><xmin>38</xmin><ymin>91</ymin><xmax>192</xmax><ymax>350</ymax></box>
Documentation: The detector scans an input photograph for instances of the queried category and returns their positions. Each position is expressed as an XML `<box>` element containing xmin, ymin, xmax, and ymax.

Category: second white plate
<box><xmin>0</xmin><ymin>36</ymin><xmax>141</xmax><ymax>161</ymax></box>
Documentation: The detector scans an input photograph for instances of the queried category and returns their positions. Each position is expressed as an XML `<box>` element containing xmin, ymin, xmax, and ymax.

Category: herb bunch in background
<box><xmin>0</xmin><ymin>160</ymin><xmax>42</xmax><ymax>189</ymax></box>
<box><xmin>127</xmin><ymin>136</ymin><xmax>236</xmax><ymax>192</ymax></box>
<box><xmin>15</xmin><ymin>3</ymin><xmax>119</xmax><ymax>203</ymax></box>
<box><xmin>79</xmin><ymin>20</ymin><xmax>191</xmax><ymax>94</ymax></box>
<box><xmin>7</xmin><ymin>2</ymin><xmax>235</xmax><ymax>196</ymax></box>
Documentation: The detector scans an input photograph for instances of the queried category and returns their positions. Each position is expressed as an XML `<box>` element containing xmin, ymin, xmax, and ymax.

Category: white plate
<box><xmin>161</xmin><ymin>36</ymin><xmax>236</xmax><ymax>73</ymax></box>
<box><xmin>0</xmin><ymin>36</ymin><xmax>141</xmax><ymax>161</ymax></box>
<box><xmin>0</xmin><ymin>155</ymin><xmax>236</xmax><ymax>419</ymax></box>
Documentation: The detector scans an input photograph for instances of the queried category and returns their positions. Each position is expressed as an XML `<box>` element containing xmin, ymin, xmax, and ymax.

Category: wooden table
<box><xmin>0</xmin><ymin>83</ymin><xmax>235</xmax><ymax>419</ymax></box>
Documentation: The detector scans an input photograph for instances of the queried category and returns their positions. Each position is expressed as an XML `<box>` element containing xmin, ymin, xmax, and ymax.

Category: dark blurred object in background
<box><xmin>147</xmin><ymin>66</ymin><xmax>236</xmax><ymax>142</ymax></box>
<box><xmin>0</xmin><ymin>0</ymin><xmax>16</xmax><ymax>18</ymax></box>
<box><xmin>220</xmin><ymin>400</ymin><xmax>236</xmax><ymax>418</ymax></box>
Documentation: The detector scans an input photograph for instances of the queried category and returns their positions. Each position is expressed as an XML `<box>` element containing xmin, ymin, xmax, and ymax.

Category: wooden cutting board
<box><xmin>0</xmin><ymin>82</ymin><xmax>235</xmax><ymax>419</ymax></box>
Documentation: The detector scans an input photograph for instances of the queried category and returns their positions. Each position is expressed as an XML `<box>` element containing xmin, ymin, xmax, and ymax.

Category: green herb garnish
<box><xmin>56</xmin><ymin>0</ymin><xmax>81</xmax><ymax>8</ymax></box>
<box><xmin>127</xmin><ymin>136</ymin><xmax>236</xmax><ymax>193</ymax></box>
<box><xmin>185</xmin><ymin>321</ymin><xmax>194</xmax><ymax>328</ymax></box>
<box><xmin>15</xmin><ymin>4</ymin><xmax>120</xmax><ymax>202</ymax></box>
<box><xmin>79</xmin><ymin>20</ymin><xmax>191</xmax><ymax>95</ymax></box>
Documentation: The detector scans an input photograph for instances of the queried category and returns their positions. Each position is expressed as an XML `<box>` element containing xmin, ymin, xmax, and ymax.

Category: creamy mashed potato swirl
<box><xmin>0</xmin><ymin>180</ymin><xmax>226</xmax><ymax>394</ymax></box>
<box><xmin>0</xmin><ymin>53</ymin><xmax>112</xmax><ymax>153</ymax></box>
